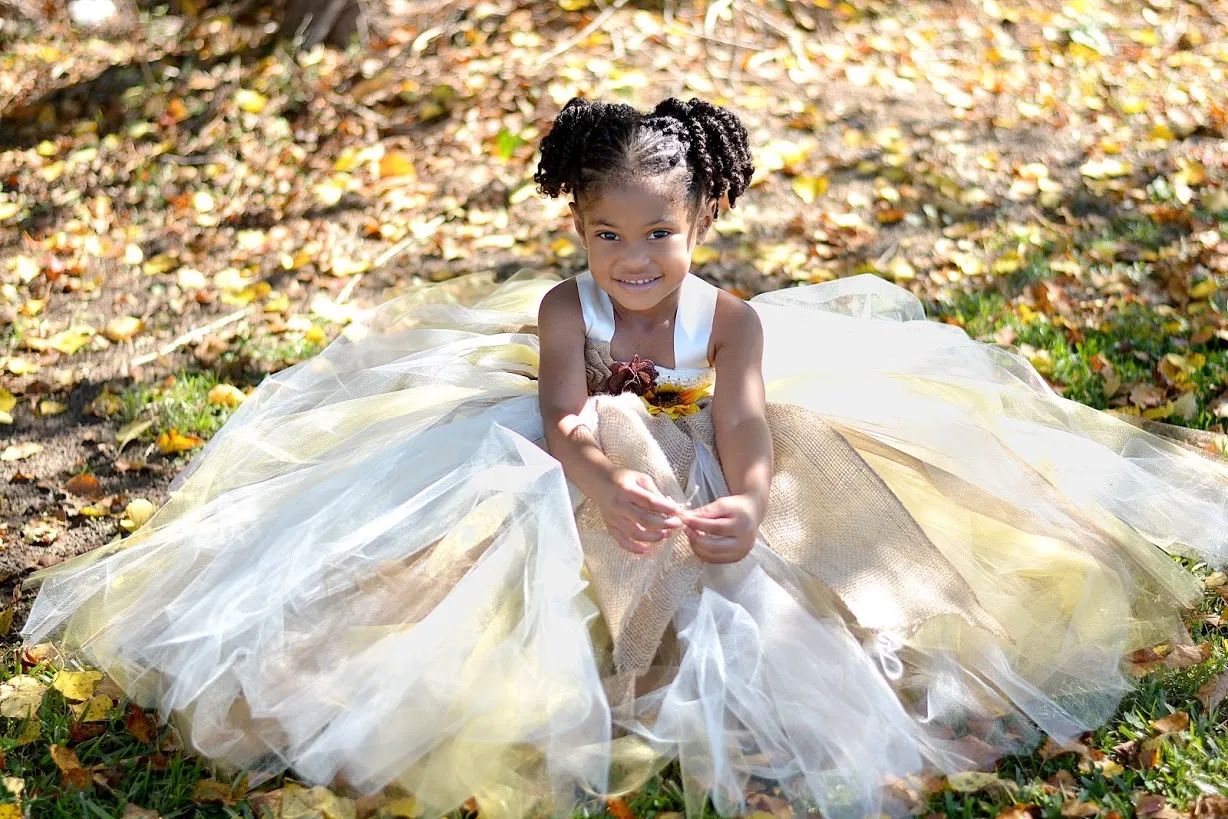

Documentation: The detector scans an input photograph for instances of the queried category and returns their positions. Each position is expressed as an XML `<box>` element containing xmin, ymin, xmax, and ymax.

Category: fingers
<box><xmin>610</xmin><ymin>527</ymin><xmax>652</xmax><ymax>555</ymax></box>
<box><xmin>626</xmin><ymin>476</ymin><xmax>683</xmax><ymax>517</ymax></box>
<box><xmin>679</xmin><ymin>512</ymin><xmax>739</xmax><ymax>536</ymax></box>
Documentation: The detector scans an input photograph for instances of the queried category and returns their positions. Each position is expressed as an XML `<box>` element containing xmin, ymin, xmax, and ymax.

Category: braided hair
<box><xmin>533</xmin><ymin>96</ymin><xmax>754</xmax><ymax>222</ymax></box>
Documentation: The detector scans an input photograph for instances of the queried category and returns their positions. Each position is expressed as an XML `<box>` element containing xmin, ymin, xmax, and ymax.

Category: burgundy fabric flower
<box><xmin>603</xmin><ymin>354</ymin><xmax>659</xmax><ymax>396</ymax></box>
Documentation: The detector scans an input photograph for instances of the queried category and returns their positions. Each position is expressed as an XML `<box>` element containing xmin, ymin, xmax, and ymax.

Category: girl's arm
<box><xmin>537</xmin><ymin>280</ymin><xmax>684</xmax><ymax>553</ymax></box>
<box><xmin>682</xmin><ymin>294</ymin><xmax>772</xmax><ymax>563</ymax></box>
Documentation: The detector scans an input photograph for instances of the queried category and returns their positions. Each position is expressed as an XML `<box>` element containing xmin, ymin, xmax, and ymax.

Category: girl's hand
<box><xmin>597</xmin><ymin>469</ymin><xmax>685</xmax><ymax>555</ymax></box>
<box><xmin>681</xmin><ymin>494</ymin><xmax>763</xmax><ymax>564</ymax></box>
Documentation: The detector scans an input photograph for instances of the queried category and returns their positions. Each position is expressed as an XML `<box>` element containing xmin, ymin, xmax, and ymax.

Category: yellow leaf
<box><xmin>142</xmin><ymin>253</ymin><xmax>178</xmax><ymax>276</ymax></box>
<box><xmin>105</xmin><ymin>316</ymin><xmax>144</xmax><ymax>342</ymax></box>
<box><xmin>235</xmin><ymin>88</ymin><xmax>268</xmax><ymax>114</ymax></box>
<box><xmin>315</xmin><ymin>181</ymin><xmax>346</xmax><ymax>207</ymax></box>
<box><xmin>125</xmin><ymin>498</ymin><xmax>156</xmax><ymax>529</ymax></box>
<box><xmin>379</xmin><ymin>152</ymin><xmax>416</xmax><ymax>179</ymax></box>
<box><xmin>791</xmin><ymin>174</ymin><xmax>829</xmax><ymax>204</ymax></box>
<box><xmin>0</xmin><ymin>676</ymin><xmax>47</xmax><ymax>718</ymax></box>
<box><xmin>4</xmin><ymin>356</ymin><xmax>39</xmax><ymax>375</ymax></box>
<box><xmin>52</xmin><ymin>670</ymin><xmax>103</xmax><ymax>702</ymax></box>
<box><xmin>15</xmin><ymin>720</ymin><xmax>40</xmax><ymax>746</ymax></box>
<box><xmin>387</xmin><ymin>796</ymin><xmax>422</xmax><ymax>818</ymax></box>
<box><xmin>193</xmin><ymin>191</ymin><xmax>215</xmax><ymax>213</ymax></box>
<box><xmin>1080</xmin><ymin>158</ymin><xmax>1131</xmax><ymax>179</ymax></box>
<box><xmin>70</xmin><ymin>694</ymin><xmax>114</xmax><ymax>722</ymax></box>
<box><xmin>207</xmin><ymin>384</ymin><xmax>246</xmax><ymax>407</ymax></box>
<box><xmin>117</xmin><ymin>419</ymin><xmax>153</xmax><ymax>451</ymax></box>
<box><xmin>38</xmin><ymin>400</ymin><xmax>67</xmax><ymax>416</ymax></box>
<box><xmin>48</xmin><ymin>327</ymin><xmax>95</xmax><ymax>355</ymax></box>
<box><xmin>947</xmin><ymin>771</ymin><xmax>1003</xmax><ymax>793</ymax></box>
<box><xmin>0</xmin><ymin>389</ymin><xmax>15</xmax><ymax>414</ymax></box>
<box><xmin>157</xmin><ymin>428</ymin><xmax>203</xmax><ymax>454</ymax></box>
<box><xmin>691</xmin><ymin>246</ymin><xmax>720</xmax><ymax>265</ymax></box>
<box><xmin>550</xmin><ymin>237</ymin><xmax>577</xmax><ymax>258</ymax></box>
<box><xmin>0</xmin><ymin>608</ymin><xmax>11</xmax><ymax>636</ymax></box>
<box><xmin>1189</xmin><ymin>279</ymin><xmax>1218</xmax><ymax>300</ymax></box>
<box><xmin>1</xmin><ymin>442</ymin><xmax>43</xmax><ymax>461</ymax></box>
<box><xmin>280</xmin><ymin>782</ymin><xmax>354</xmax><ymax>819</ymax></box>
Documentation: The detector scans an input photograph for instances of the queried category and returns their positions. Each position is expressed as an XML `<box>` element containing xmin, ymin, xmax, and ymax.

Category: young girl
<box><xmin>20</xmin><ymin>97</ymin><xmax>1228</xmax><ymax>819</ymax></box>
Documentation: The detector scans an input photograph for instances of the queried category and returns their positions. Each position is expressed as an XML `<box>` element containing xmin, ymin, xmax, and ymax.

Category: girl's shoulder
<box><xmin>709</xmin><ymin>285</ymin><xmax>763</xmax><ymax>364</ymax></box>
<box><xmin>538</xmin><ymin>276</ymin><xmax>583</xmax><ymax>325</ymax></box>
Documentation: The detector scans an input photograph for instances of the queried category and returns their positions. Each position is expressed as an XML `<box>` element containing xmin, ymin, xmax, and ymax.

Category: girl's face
<box><xmin>569</xmin><ymin>178</ymin><xmax>714</xmax><ymax>313</ymax></box>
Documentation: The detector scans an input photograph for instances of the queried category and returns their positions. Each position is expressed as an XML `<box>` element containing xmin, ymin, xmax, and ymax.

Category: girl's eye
<box><xmin>651</xmin><ymin>230</ymin><xmax>672</xmax><ymax>239</ymax></box>
<box><xmin>597</xmin><ymin>232</ymin><xmax>617</xmax><ymax>241</ymax></box>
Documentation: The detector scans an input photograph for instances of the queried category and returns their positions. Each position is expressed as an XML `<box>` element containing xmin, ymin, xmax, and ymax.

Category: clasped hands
<box><xmin>596</xmin><ymin>468</ymin><xmax>760</xmax><ymax>564</ymax></box>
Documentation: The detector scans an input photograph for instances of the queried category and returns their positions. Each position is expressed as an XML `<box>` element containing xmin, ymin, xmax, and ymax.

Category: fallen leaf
<box><xmin>791</xmin><ymin>174</ymin><xmax>829</xmax><ymax>204</ymax></box>
<box><xmin>0</xmin><ymin>676</ymin><xmax>46</xmax><ymax>718</ymax></box>
<box><xmin>1150</xmin><ymin>711</ymin><xmax>1190</xmax><ymax>734</ymax></box>
<box><xmin>70</xmin><ymin>694</ymin><xmax>114</xmax><ymax>722</ymax></box>
<box><xmin>1129</xmin><ymin>383</ymin><xmax>1166</xmax><ymax>409</ymax></box>
<box><xmin>1139</xmin><ymin>735</ymin><xmax>1166</xmax><ymax>769</ymax></box>
<box><xmin>121</xmin><ymin>805</ymin><xmax>162</xmax><ymax>819</ymax></box>
<box><xmin>156</xmin><ymin>428</ymin><xmax>203</xmax><ymax>454</ymax></box>
<box><xmin>379</xmin><ymin>152</ymin><xmax>416</xmax><ymax>179</ymax></box>
<box><xmin>38</xmin><ymin>400</ymin><xmax>68</xmax><ymax>416</ymax></box>
<box><xmin>63</xmin><ymin>473</ymin><xmax>104</xmax><ymax>500</ymax></box>
<box><xmin>1</xmin><ymin>442</ymin><xmax>43</xmax><ymax>461</ymax></box>
<box><xmin>50</xmin><ymin>745</ymin><xmax>89</xmax><ymax>789</ymax></box>
<box><xmin>125</xmin><ymin>703</ymin><xmax>154</xmax><ymax>744</ymax></box>
<box><xmin>280</xmin><ymin>782</ymin><xmax>355</xmax><ymax>818</ymax></box>
<box><xmin>117</xmin><ymin>420</ymin><xmax>153</xmax><ymax>452</ymax></box>
<box><xmin>206</xmin><ymin>384</ymin><xmax>246</xmax><ymax>407</ymax></box>
<box><xmin>0</xmin><ymin>388</ymin><xmax>17</xmax><ymax>414</ymax></box>
<box><xmin>606</xmin><ymin>797</ymin><xmax>635</xmax><ymax>819</ymax></box>
<box><xmin>192</xmin><ymin>780</ymin><xmax>237</xmax><ymax>805</ymax></box>
<box><xmin>124</xmin><ymin>498</ymin><xmax>156</xmax><ymax>530</ymax></box>
<box><xmin>1164</xmin><ymin>643</ymin><xmax>1211</xmax><ymax>669</ymax></box>
<box><xmin>235</xmin><ymin>88</ymin><xmax>267</xmax><ymax>114</ymax></box>
<box><xmin>1060</xmin><ymin>800</ymin><xmax>1100</xmax><ymax>818</ymax></box>
<box><xmin>51</xmin><ymin>670</ymin><xmax>103</xmax><ymax>701</ymax></box>
<box><xmin>104</xmin><ymin>316</ymin><xmax>145</xmax><ymax>342</ymax></box>
<box><xmin>1197</xmin><ymin>672</ymin><xmax>1228</xmax><ymax>713</ymax></box>
<box><xmin>1193</xmin><ymin>796</ymin><xmax>1228</xmax><ymax>818</ymax></box>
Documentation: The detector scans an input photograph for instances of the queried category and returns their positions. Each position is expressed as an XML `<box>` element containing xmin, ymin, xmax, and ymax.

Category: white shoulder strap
<box><xmin>673</xmin><ymin>274</ymin><xmax>719</xmax><ymax>369</ymax></box>
<box><xmin>574</xmin><ymin>270</ymin><xmax>615</xmax><ymax>342</ymax></box>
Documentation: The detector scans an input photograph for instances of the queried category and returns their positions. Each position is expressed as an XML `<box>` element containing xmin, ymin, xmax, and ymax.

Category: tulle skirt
<box><xmin>21</xmin><ymin>271</ymin><xmax>1228</xmax><ymax>819</ymax></box>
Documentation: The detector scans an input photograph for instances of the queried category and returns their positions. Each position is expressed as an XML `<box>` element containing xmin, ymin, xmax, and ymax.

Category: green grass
<box><xmin>114</xmin><ymin>370</ymin><xmax>238</xmax><ymax>447</ymax></box>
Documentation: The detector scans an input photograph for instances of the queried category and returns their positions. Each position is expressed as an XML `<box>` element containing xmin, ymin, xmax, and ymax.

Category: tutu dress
<box><xmin>20</xmin><ymin>269</ymin><xmax>1228</xmax><ymax>819</ymax></box>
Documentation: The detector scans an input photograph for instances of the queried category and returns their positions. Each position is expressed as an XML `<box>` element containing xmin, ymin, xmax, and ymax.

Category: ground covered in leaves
<box><xmin>1</xmin><ymin>0</ymin><xmax>1228</xmax><ymax>816</ymax></box>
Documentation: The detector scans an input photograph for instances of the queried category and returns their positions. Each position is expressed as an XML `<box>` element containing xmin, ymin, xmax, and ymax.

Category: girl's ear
<box><xmin>695</xmin><ymin>200</ymin><xmax>716</xmax><ymax>244</ymax></box>
<box><xmin>569</xmin><ymin>201</ymin><xmax>587</xmax><ymax>248</ymax></box>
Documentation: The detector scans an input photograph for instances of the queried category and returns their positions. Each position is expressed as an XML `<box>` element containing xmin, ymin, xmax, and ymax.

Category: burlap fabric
<box><xmin>577</xmin><ymin>341</ymin><xmax>1005</xmax><ymax>700</ymax></box>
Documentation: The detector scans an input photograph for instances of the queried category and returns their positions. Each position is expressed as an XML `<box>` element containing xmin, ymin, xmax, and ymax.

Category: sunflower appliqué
<box><xmin>601</xmin><ymin>355</ymin><xmax>712</xmax><ymax>419</ymax></box>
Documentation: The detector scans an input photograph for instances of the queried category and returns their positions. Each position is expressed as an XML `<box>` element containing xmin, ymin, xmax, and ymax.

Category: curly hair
<box><xmin>533</xmin><ymin>96</ymin><xmax>754</xmax><ymax>220</ymax></box>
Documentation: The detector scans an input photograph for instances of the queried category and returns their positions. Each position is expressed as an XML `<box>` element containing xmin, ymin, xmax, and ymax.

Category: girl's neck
<box><xmin>608</xmin><ymin>282</ymin><xmax>684</xmax><ymax>335</ymax></box>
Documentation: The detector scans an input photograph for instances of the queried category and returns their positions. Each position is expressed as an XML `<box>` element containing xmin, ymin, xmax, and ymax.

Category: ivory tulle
<box><xmin>21</xmin><ymin>270</ymin><xmax>1228</xmax><ymax>819</ymax></box>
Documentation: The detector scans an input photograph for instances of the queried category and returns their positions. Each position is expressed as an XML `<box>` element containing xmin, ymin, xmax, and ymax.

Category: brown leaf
<box><xmin>248</xmin><ymin>789</ymin><xmax>283</xmax><ymax>819</ymax></box>
<box><xmin>121</xmin><ymin>804</ymin><xmax>162</xmax><ymax>819</ymax></box>
<box><xmin>606</xmin><ymin>797</ymin><xmax>635</xmax><ymax>819</ymax></box>
<box><xmin>63</xmin><ymin>473</ymin><xmax>104</xmax><ymax>500</ymax></box>
<box><xmin>1139</xmin><ymin>736</ymin><xmax>1166</xmax><ymax>770</ymax></box>
<box><xmin>1135</xmin><ymin>793</ymin><xmax>1184</xmax><ymax>819</ymax></box>
<box><xmin>69</xmin><ymin>722</ymin><xmax>107</xmax><ymax>743</ymax></box>
<box><xmin>1126</xmin><ymin>646</ymin><xmax>1166</xmax><ymax>676</ymax></box>
<box><xmin>1164</xmin><ymin>643</ymin><xmax>1211</xmax><ymax>669</ymax></box>
<box><xmin>50</xmin><ymin>744</ymin><xmax>89</xmax><ymax>789</ymax></box>
<box><xmin>997</xmin><ymin>807</ymin><xmax>1041</xmax><ymax>819</ymax></box>
<box><xmin>1044</xmin><ymin>769</ymin><xmax>1077</xmax><ymax>794</ymax></box>
<box><xmin>1150</xmin><ymin>711</ymin><xmax>1190</xmax><ymax>734</ymax></box>
<box><xmin>1060</xmin><ymin>799</ymin><xmax>1100</xmax><ymax>817</ymax></box>
<box><xmin>1193</xmin><ymin>796</ymin><xmax>1228</xmax><ymax>818</ymax></box>
<box><xmin>192</xmin><ymin>779</ymin><xmax>237</xmax><ymax>805</ymax></box>
<box><xmin>1037</xmin><ymin>736</ymin><xmax>1089</xmax><ymax>760</ymax></box>
<box><xmin>125</xmin><ymin>703</ymin><xmax>153</xmax><ymax>744</ymax></box>
<box><xmin>1197</xmin><ymin>672</ymin><xmax>1228</xmax><ymax>713</ymax></box>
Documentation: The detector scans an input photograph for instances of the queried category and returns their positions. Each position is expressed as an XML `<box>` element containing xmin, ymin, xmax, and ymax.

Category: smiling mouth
<box><xmin>615</xmin><ymin>275</ymin><xmax>663</xmax><ymax>289</ymax></box>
